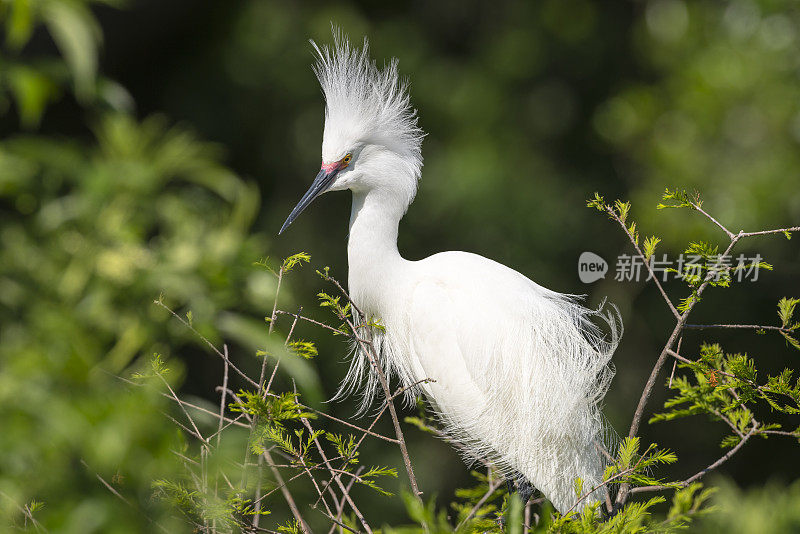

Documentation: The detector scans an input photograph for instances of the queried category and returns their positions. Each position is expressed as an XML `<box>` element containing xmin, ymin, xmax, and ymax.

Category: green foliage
<box><xmin>288</xmin><ymin>339</ymin><xmax>318</xmax><ymax>359</ymax></box>
<box><xmin>392</xmin><ymin>470</ymin><xmax>714</xmax><ymax>534</ymax></box>
<box><xmin>778</xmin><ymin>297</ymin><xmax>800</xmax><ymax>350</ymax></box>
<box><xmin>326</xmin><ymin>433</ymin><xmax>360</xmax><ymax>464</ymax></box>
<box><xmin>229</xmin><ymin>391</ymin><xmax>314</xmax><ymax>423</ymax></box>
<box><xmin>656</xmin><ymin>188</ymin><xmax>699</xmax><ymax>210</ymax></box>
<box><xmin>278</xmin><ymin>519</ymin><xmax>301</xmax><ymax>534</ymax></box>
<box><xmin>317</xmin><ymin>291</ymin><xmax>352</xmax><ymax>319</ymax></box>
<box><xmin>152</xmin><ymin>479</ymin><xmax>270</xmax><ymax>530</ymax></box>
<box><xmin>131</xmin><ymin>352</ymin><xmax>171</xmax><ymax>380</ymax></box>
<box><xmin>0</xmin><ymin>102</ymin><xmax>274</xmax><ymax>529</ymax></box>
<box><xmin>3</xmin><ymin>0</ymin><xmax>800</xmax><ymax>530</ymax></box>
<box><xmin>450</xmin><ymin>471</ymin><xmax>507</xmax><ymax>531</ymax></box>
<box><xmin>586</xmin><ymin>193</ymin><xmax>607</xmax><ymax>212</ymax></box>
<box><xmin>1</xmin><ymin>0</ymin><xmax>130</xmax><ymax>127</ymax></box>
<box><xmin>652</xmin><ymin>342</ymin><xmax>800</xmax><ymax>443</ymax></box>
<box><xmin>614</xmin><ymin>200</ymin><xmax>631</xmax><ymax>224</ymax></box>
<box><xmin>601</xmin><ymin>437</ymin><xmax>678</xmax><ymax>490</ymax></box>
<box><xmin>255</xmin><ymin>252</ymin><xmax>311</xmax><ymax>277</ymax></box>
<box><xmin>152</xmin><ymin>479</ymin><xmax>202</xmax><ymax>523</ymax></box>
<box><xmin>642</xmin><ymin>236</ymin><xmax>661</xmax><ymax>261</ymax></box>
<box><xmin>282</xmin><ymin>252</ymin><xmax>312</xmax><ymax>273</ymax></box>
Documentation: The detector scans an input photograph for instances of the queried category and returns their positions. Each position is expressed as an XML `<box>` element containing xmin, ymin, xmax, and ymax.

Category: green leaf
<box><xmin>778</xmin><ymin>297</ymin><xmax>799</xmax><ymax>328</ymax></box>
<box><xmin>643</xmin><ymin>235</ymin><xmax>661</xmax><ymax>261</ymax></box>
<box><xmin>658</xmin><ymin>188</ymin><xmax>699</xmax><ymax>209</ymax></box>
<box><xmin>586</xmin><ymin>192</ymin><xmax>607</xmax><ymax>211</ymax></box>
<box><xmin>6</xmin><ymin>65</ymin><xmax>59</xmax><ymax>128</ymax></box>
<box><xmin>42</xmin><ymin>0</ymin><xmax>101</xmax><ymax>101</ymax></box>
<box><xmin>281</xmin><ymin>252</ymin><xmax>311</xmax><ymax>273</ymax></box>
<box><xmin>288</xmin><ymin>339</ymin><xmax>318</xmax><ymax>359</ymax></box>
<box><xmin>614</xmin><ymin>199</ymin><xmax>631</xmax><ymax>223</ymax></box>
<box><xmin>5</xmin><ymin>0</ymin><xmax>34</xmax><ymax>50</ymax></box>
<box><xmin>131</xmin><ymin>353</ymin><xmax>170</xmax><ymax>380</ymax></box>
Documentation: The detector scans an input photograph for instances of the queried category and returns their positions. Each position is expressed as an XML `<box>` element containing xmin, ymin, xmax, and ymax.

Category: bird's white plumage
<box><xmin>306</xmin><ymin>31</ymin><xmax>621</xmax><ymax>514</ymax></box>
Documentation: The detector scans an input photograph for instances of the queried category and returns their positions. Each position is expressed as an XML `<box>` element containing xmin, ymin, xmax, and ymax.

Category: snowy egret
<box><xmin>279</xmin><ymin>32</ymin><xmax>621</xmax><ymax>514</ymax></box>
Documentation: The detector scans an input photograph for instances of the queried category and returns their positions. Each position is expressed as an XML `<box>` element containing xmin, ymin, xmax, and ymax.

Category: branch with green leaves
<box><xmin>589</xmin><ymin>188</ymin><xmax>800</xmax><ymax>510</ymax></box>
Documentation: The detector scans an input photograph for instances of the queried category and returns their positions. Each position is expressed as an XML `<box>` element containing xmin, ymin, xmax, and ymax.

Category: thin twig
<box><xmin>344</xmin><ymin>314</ymin><xmax>422</xmax><ymax>498</ymax></box>
<box><xmin>455</xmin><ymin>473</ymin><xmax>502</xmax><ymax>529</ymax></box>
<box><xmin>626</xmin><ymin>237</ymin><xmax>740</xmax><ymax>441</ymax></box>
<box><xmin>312</xmin><ymin>402</ymin><xmax>390</xmax><ymax>508</ymax></box>
<box><xmin>300</xmin><ymin>405</ymin><xmax>398</xmax><ymax>443</ymax></box>
<box><xmin>275</xmin><ymin>310</ymin><xmax>348</xmax><ymax>336</ymax></box>
<box><xmin>631</xmin><ymin>423</ymin><xmax>759</xmax><ymax>494</ymax></box>
<box><xmin>739</xmin><ymin>226</ymin><xmax>800</xmax><ymax>237</ymax></box>
<box><xmin>684</xmin><ymin>323</ymin><xmax>790</xmax><ymax>332</ymax></box>
<box><xmin>605</xmin><ymin>205</ymin><xmax>680</xmax><ymax>319</ymax></box>
<box><xmin>159</xmin><ymin>374</ymin><xmax>207</xmax><ymax>443</ymax></box>
<box><xmin>0</xmin><ymin>491</ymin><xmax>47</xmax><ymax>533</ymax></box>
<box><xmin>688</xmin><ymin>200</ymin><xmax>734</xmax><ymax>239</ymax></box>
<box><xmin>316</xmin><ymin>271</ymin><xmax>423</xmax><ymax>500</ymax></box>
<box><xmin>253</xmin><ymin>266</ymin><xmax>285</xmax><ymax>529</ymax></box>
<box><xmin>154</xmin><ymin>299</ymin><xmax>259</xmax><ymax>388</ymax></box>
<box><xmin>617</xmin><ymin>217</ymin><xmax>797</xmax><ymax>508</ymax></box>
<box><xmin>262</xmin><ymin>449</ymin><xmax>312</xmax><ymax>533</ymax></box>
<box><xmin>301</xmin><ymin>417</ymin><xmax>372</xmax><ymax>534</ymax></box>
<box><xmin>319</xmin><ymin>510</ymin><xmax>362</xmax><ymax>534</ymax></box>
<box><xmin>79</xmin><ymin>460</ymin><xmax>171</xmax><ymax>533</ymax></box>
<box><xmin>669</xmin><ymin>337</ymin><xmax>682</xmax><ymax>389</ymax></box>
<box><xmin>617</xmin><ymin>229</ymin><xmax>743</xmax><ymax>507</ymax></box>
<box><xmin>217</xmin><ymin>344</ymin><xmax>230</xmax><ymax>447</ymax></box>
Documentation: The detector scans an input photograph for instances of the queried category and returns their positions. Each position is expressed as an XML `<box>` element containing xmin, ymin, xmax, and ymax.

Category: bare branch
<box><xmin>299</xmin><ymin>405</ymin><xmax>398</xmax><ymax>444</ymax></box>
<box><xmin>687</xmin><ymin>199</ymin><xmax>734</xmax><ymax>239</ymax></box>
<box><xmin>604</xmin><ymin>205</ymin><xmax>680</xmax><ymax>319</ymax></box>
<box><xmin>685</xmin><ymin>323</ymin><xmax>790</xmax><ymax>332</ymax></box>
<box><xmin>159</xmin><ymin>374</ymin><xmax>206</xmax><ymax>444</ymax></box>
<box><xmin>262</xmin><ymin>449</ymin><xmax>312</xmax><ymax>533</ymax></box>
<box><xmin>739</xmin><ymin>226</ymin><xmax>800</xmax><ymax>238</ymax></box>
<box><xmin>455</xmin><ymin>472</ymin><xmax>502</xmax><ymax>529</ymax></box>
<box><xmin>217</xmin><ymin>345</ymin><xmax>230</xmax><ymax>447</ymax></box>
<box><xmin>631</xmin><ymin>423</ymin><xmax>759</xmax><ymax>494</ymax></box>
<box><xmin>275</xmin><ymin>310</ymin><xmax>348</xmax><ymax>336</ymax></box>
<box><xmin>154</xmin><ymin>299</ymin><xmax>259</xmax><ymax>389</ymax></box>
<box><xmin>344</xmin><ymin>312</ymin><xmax>423</xmax><ymax>499</ymax></box>
<box><xmin>301</xmin><ymin>417</ymin><xmax>373</xmax><ymax>534</ymax></box>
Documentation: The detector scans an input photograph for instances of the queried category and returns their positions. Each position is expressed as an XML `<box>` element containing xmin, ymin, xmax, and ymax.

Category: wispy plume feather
<box><xmin>311</xmin><ymin>28</ymin><xmax>424</xmax><ymax>180</ymax></box>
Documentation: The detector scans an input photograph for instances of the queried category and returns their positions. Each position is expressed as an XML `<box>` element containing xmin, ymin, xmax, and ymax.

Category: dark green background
<box><xmin>2</xmin><ymin>0</ymin><xmax>799</xmax><ymax>531</ymax></box>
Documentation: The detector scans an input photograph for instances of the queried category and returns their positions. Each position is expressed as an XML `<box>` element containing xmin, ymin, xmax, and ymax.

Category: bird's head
<box><xmin>280</xmin><ymin>30</ymin><xmax>424</xmax><ymax>234</ymax></box>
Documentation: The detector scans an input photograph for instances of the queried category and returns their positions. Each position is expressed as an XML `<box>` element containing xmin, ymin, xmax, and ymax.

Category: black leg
<box><xmin>517</xmin><ymin>477</ymin><xmax>535</xmax><ymax>505</ymax></box>
<box><xmin>506</xmin><ymin>478</ymin><xmax>516</xmax><ymax>495</ymax></box>
<box><xmin>504</xmin><ymin>474</ymin><xmax>536</xmax><ymax>504</ymax></box>
<box><xmin>500</xmin><ymin>475</ymin><xmax>537</xmax><ymax>526</ymax></box>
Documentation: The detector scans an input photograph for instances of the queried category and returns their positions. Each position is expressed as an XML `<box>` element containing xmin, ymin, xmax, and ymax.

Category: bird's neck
<box><xmin>347</xmin><ymin>188</ymin><xmax>406</xmax><ymax>315</ymax></box>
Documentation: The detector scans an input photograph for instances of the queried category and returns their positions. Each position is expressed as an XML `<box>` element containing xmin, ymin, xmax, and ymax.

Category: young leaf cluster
<box><xmin>652</xmin><ymin>343</ymin><xmax>800</xmax><ymax>445</ymax></box>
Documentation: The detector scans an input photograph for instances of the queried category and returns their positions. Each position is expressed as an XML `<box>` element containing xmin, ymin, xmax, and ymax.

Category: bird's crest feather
<box><xmin>311</xmin><ymin>29</ymin><xmax>424</xmax><ymax>179</ymax></box>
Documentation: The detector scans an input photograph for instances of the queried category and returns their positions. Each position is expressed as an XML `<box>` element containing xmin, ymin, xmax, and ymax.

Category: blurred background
<box><xmin>1</xmin><ymin>0</ymin><xmax>799</xmax><ymax>531</ymax></box>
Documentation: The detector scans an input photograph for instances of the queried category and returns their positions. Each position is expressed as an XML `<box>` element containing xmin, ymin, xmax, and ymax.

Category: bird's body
<box><xmin>280</xmin><ymin>32</ymin><xmax>620</xmax><ymax>514</ymax></box>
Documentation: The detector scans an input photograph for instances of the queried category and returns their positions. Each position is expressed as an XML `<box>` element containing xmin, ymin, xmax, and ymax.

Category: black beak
<box><xmin>279</xmin><ymin>167</ymin><xmax>339</xmax><ymax>234</ymax></box>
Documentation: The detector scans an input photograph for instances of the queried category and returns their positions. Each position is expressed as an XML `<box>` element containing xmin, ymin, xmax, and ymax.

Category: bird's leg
<box><xmin>516</xmin><ymin>477</ymin><xmax>535</xmax><ymax>506</ymax></box>
<box><xmin>499</xmin><ymin>475</ymin><xmax>537</xmax><ymax>526</ymax></box>
<box><xmin>506</xmin><ymin>478</ymin><xmax>516</xmax><ymax>496</ymax></box>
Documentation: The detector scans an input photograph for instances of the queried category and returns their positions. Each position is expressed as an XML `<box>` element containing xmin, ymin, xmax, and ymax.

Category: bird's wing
<box><xmin>406</xmin><ymin>279</ymin><xmax>490</xmax><ymax>411</ymax></box>
<box><xmin>408</xmin><ymin>251</ymin><xmax>539</xmax><ymax>390</ymax></box>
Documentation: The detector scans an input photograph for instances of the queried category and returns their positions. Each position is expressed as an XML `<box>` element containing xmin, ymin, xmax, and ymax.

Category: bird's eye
<box><xmin>342</xmin><ymin>153</ymin><xmax>352</xmax><ymax>166</ymax></box>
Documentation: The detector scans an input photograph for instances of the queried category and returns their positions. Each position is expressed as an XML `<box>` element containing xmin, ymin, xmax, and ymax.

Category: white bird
<box><xmin>279</xmin><ymin>32</ymin><xmax>621</xmax><ymax>514</ymax></box>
